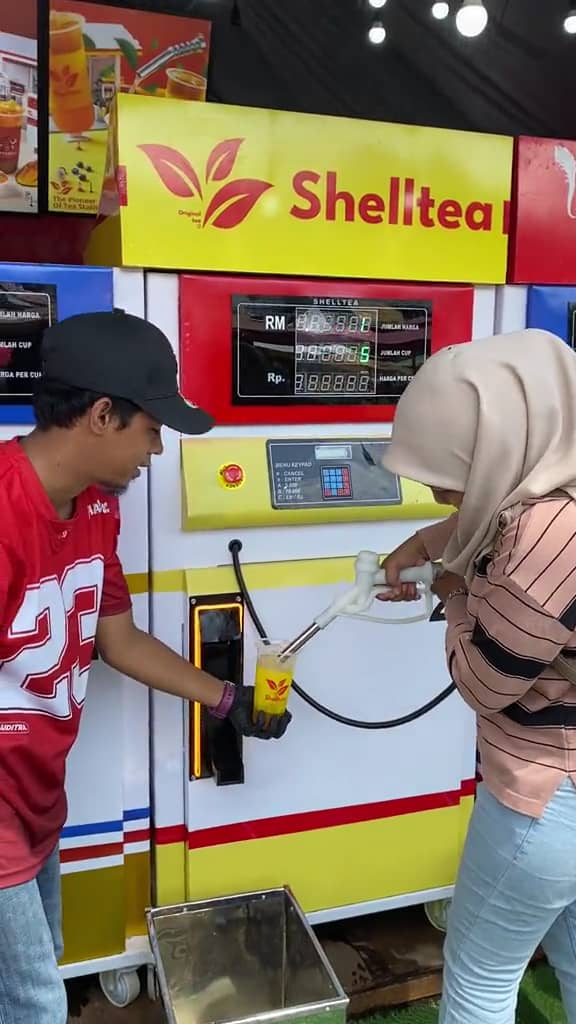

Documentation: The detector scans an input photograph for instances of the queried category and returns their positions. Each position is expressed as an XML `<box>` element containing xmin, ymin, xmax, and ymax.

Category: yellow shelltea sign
<box><xmin>86</xmin><ymin>93</ymin><xmax>513</xmax><ymax>283</ymax></box>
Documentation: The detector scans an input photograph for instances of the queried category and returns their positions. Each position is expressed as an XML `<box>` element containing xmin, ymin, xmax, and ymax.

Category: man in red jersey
<box><xmin>0</xmin><ymin>309</ymin><xmax>291</xmax><ymax>1023</ymax></box>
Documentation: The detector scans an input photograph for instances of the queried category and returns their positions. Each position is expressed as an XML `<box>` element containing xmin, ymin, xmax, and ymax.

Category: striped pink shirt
<box><xmin>419</xmin><ymin>496</ymin><xmax>576</xmax><ymax>818</ymax></box>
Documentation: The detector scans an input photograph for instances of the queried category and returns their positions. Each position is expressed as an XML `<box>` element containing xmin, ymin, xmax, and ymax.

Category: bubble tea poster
<box><xmin>0</xmin><ymin>3</ymin><xmax>39</xmax><ymax>214</ymax></box>
<box><xmin>47</xmin><ymin>1</ymin><xmax>212</xmax><ymax>215</ymax></box>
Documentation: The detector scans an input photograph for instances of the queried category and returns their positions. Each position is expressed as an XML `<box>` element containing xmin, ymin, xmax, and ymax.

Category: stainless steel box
<box><xmin>146</xmin><ymin>888</ymin><xmax>349</xmax><ymax>1024</ymax></box>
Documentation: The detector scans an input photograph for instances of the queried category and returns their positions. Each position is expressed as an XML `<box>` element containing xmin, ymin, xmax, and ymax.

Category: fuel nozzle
<box><xmin>279</xmin><ymin>623</ymin><xmax>321</xmax><ymax>662</ymax></box>
<box><xmin>278</xmin><ymin>552</ymin><xmax>442</xmax><ymax>661</ymax></box>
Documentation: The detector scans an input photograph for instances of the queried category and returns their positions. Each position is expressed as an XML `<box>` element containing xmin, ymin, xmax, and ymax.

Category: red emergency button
<box><xmin>219</xmin><ymin>463</ymin><xmax>245</xmax><ymax>488</ymax></box>
<box><xmin>222</xmin><ymin>463</ymin><xmax>243</xmax><ymax>484</ymax></box>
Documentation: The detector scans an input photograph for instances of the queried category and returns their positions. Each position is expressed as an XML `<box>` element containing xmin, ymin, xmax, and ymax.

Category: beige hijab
<box><xmin>382</xmin><ymin>328</ymin><xmax>576</xmax><ymax>584</ymax></box>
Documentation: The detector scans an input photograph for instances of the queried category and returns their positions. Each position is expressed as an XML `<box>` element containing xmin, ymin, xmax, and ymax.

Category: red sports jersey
<box><xmin>0</xmin><ymin>438</ymin><xmax>132</xmax><ymax>887</ymax></box>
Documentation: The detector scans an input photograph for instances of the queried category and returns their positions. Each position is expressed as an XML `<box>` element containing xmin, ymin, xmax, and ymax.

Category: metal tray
<box><xmin>146</xmin><ymin>887</ymin><xmax>349</xmax><ymax>1024</ymax></box>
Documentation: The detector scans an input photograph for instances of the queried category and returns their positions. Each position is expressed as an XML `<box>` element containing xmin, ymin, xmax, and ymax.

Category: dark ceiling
<box><xmin>100</xmin><ymin>0</ymin><xmax>576</xmax><ymax>139</ymax></box>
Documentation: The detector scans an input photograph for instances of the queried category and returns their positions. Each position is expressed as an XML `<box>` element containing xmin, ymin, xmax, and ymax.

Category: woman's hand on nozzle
<box><xmin>376</xmin><ymin>534</ymin><xmax>429</xmax><ymax>603</ymax></box>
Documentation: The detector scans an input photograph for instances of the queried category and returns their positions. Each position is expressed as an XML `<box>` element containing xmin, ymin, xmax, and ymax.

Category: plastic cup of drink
<box><xmin>49</xmin><ymin>11</ymin><xmax>94</xmax><ymax>134</ymax></box>
<box><xmin>253</xmin><ymin>639</ymin><xmax>297</xmax><ymax>722</ymax></box>
<box><xmin>165</xmin><ymin>68</ymin><xmax>207</xmax><ymax>102</ymax></box>
<box><xmin>0</xmin><ymin>100</ymin><xmax>24</xmax><ymax>175</ymax></box>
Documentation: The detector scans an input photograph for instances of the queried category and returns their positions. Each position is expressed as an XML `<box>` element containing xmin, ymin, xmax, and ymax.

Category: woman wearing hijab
<box><xmin>379</xmin><ymin>328</ymin><xmax>576</xmax><ymax>1024</ymax></box>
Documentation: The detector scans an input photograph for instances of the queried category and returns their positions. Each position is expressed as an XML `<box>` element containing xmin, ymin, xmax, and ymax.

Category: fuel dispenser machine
<box><xmin>147</xmin><ymin>272</ymin><xmax>496</xmax><ymax>924</ymax></box>
<box><xmin>0</xmin><ymin>264</ymin><xmax>152</xmax><ymax>1002</ymax></box>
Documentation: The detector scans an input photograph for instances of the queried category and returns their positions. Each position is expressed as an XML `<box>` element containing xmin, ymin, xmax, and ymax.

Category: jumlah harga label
<box><xmin>106</xmin><ymin>95</ymin><xmax>514</xmax><ymax>282</ymax></box>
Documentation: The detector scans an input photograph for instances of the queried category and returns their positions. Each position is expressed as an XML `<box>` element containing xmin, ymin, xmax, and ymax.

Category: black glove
<box><xmin>228</xmin><ymin>684</ymin><xmax>292</xmax><ymax>740</ymax></box>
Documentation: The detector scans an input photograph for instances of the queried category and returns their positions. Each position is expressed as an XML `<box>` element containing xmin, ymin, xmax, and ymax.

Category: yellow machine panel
<box><xmin>181</xmin><ymin>436</ymin><xmax>452</xmax><ymax>530</ymax></box>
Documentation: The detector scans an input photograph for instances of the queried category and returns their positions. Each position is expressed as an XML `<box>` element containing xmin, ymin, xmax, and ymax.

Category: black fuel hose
<box><xmin>229</xmin><ymin>539</ymin><xmax>456</xmax><ymax>730</ymax></box>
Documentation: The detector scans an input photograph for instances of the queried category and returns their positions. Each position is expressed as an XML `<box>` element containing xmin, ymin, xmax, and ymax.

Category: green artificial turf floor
<box><xmin>361</xmin><ymin>964</ymin><xmax>566</xmax><ymax>1024</ymax></box>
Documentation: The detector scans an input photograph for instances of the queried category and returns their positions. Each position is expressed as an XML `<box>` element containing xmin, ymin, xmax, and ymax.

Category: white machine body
<box><xmin>146</xmin><ymin>274</ymin><xmax>494</xmax><ymax>924</ymax></box>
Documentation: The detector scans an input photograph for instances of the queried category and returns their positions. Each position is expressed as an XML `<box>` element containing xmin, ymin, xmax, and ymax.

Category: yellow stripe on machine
<box><xmin>182</xmin><ymin>797</ymin><xmax>474</xmax><ymax>909</ymax></box>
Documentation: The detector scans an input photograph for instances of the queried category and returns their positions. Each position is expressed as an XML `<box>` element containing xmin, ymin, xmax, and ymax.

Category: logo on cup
<box><xmin>49</xmin><ymin>65</ymin><xmax>81</xmax><ymax>96</ymax></box>
<box><xmin>266</xmin><ymin>677</ymin><xmax>289</xmax><ymax>699</ymax></box>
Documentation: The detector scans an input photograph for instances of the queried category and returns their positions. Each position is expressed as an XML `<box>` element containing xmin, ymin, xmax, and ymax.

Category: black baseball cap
<box><xmin>41</xmin><ymin>308</ymin><xmax>214</xmax><ymax>435</ymax></box>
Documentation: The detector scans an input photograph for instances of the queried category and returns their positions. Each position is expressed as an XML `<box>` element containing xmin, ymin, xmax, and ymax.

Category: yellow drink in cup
<box><xmin>165</xmin><ymin>68</ymin><xmax>207</xmax><ymax>102</ymax></box>
<box><xmin>49</xmin><ymin>11</ymin><xmax>93</xmax><ymax>134</ymax></box>
<box><xmin>253</xmin><ymin>640</ymin><xmax>296</xmax><ymax>722</ymax></box>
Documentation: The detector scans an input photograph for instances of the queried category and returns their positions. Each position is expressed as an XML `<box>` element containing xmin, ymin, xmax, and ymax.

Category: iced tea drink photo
<box><xmin>165</xmin><ymin>68</ymin><xmax>207</xmax><ymax>102</ymax></box>
<box><xmin>49</xmin><ymin>10</ymin><xmax>94</xmax><ymax>134</ymax></box>
<box><xmin>0</xmin><ymin>100</ymin><xmax>24</xmax><ymax>176</ymax></box>
<box><xmin>253</xmin><ymin>640</ymin><xmax>297</xmax><ymax>724</ymax></box>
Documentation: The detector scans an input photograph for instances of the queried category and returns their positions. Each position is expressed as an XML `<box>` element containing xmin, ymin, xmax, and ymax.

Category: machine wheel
<box><xmin>146</xmin><ymin>963</ymin><xmax>160</xmax><ymax>1001</ymax></box>
<box><xmin>424</xmin><ymin>898</ymin><xmax>451</xmax><ymax>933</ymax></box>
<box><xmin>98</xmin><ymin>968</ymin><xmax>141</xmax><ymax>1007</ymax></box>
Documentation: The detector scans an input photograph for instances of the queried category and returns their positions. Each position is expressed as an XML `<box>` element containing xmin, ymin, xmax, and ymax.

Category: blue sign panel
<box><xmin>526</xmin><ymin>286</ymin><xmax>576</xmax><ymax>349</ymax></box>
<box><xmin>0</xmin><ymin>264</ymin><xmax>113</xmax><ymax>425</ymax></box>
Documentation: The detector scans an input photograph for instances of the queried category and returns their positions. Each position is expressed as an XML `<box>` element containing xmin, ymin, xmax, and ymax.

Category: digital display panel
<box><xmin>233</xmin><ymin>295</ymin><xmax>431</xmax><ymax>406</ymax></box>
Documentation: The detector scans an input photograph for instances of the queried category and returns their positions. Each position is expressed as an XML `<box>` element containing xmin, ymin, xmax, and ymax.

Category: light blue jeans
<box><xmin>0</xmin><ymin>847</ymin><xmax>67</xmax><ymax>1023</ymax></box>
<box><xmin>440</xmin><ymin>777</ymin><xmax>576</xmax><ymax>1023</ymax></box>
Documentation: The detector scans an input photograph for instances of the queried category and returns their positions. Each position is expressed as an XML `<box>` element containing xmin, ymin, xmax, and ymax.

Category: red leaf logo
<box><xmin>138</xmin><ymin>144</ymin><xmax>203</xmax><ymax>199</ymax></box>
<box><xmin>138</xmin><ymin>136</ymin><xmax>273</xmax><ymax>228</ymax></box>
<box><xmin>203</xmin><ymin>178</ymin><xmax>273</xmax><ymax>229</ymax></box>
<box><xmin>266</xmin><ymin>678</ymin><xmax>278</xmax><ymax>692</ymax></box>
<box><xmin>205</xmin><ymin>138</ymin><xmax>243</xmax><ymax>183</ymax></box>
<box><xmin>277</xmin><ymin>684</ymin><xmax>289</xmax><ymax>697</ymax></box>
<box><xmin>50</xmin><ymin>65</ymin><xmax>79</xmax><ymax>93</ymax></box>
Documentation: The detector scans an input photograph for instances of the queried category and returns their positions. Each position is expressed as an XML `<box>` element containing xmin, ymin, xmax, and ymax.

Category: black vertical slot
<box><xmin>189</xmin><ymin>596</ymin><xmax>245</xmax><ymax>786</ymax></box>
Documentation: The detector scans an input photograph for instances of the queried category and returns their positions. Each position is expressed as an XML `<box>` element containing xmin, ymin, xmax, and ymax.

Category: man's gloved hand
<box><xmin>229</xmin><ymin>684</ymin><xmax>292</xmax><ymax>739</ymax></box>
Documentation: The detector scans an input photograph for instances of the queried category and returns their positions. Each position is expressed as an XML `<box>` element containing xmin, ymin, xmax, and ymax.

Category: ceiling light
<box><xmin>564</xmin><ymin>8</ymin><xmax>576</xmax><ymax>33</ymax></box>
<box><xmin>432</xmin><ymin>2</ymin><xmax>450</xmax><ymax>18</ymax></box>
<box><xmin>368</xmin><ymin>21</ymin><xmax>387</xmax><ymax>43</ymax></box>
<box><xmin>368</xmin><ymin>0</ymin><xmax>388</xmax><ymax>8</ymax></box>
<box><xmin>455</xmin><ymin>0</ymin><xmax>488</xmax><ymax>37</ymax></box>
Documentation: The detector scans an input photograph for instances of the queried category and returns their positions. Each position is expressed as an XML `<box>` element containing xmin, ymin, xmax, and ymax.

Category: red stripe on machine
<box><xmin>123</xmin><ymin>828</ymin><xmax>150</xmax><ymax>844</ymax></box>
<box><xmin>154</xmin><ymin>823</ymin><xmax>188</xmax><ymax>846</ymax></box>
<box><xmin>60</xmin><ymin>842</ymin><xmax>123</xmax><ymax>863</ymax></box>
<box><xmin>460</xmin><ymin>778</ymin><xmax>476</xmax><ymax>796</ymax></box>
<box><xmin>169</xmin><ymin>779</ymin><xmax>477</xmax><ymax>851</ymax></box>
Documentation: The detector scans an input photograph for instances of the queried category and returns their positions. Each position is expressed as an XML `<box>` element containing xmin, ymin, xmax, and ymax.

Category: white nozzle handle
<box><xmin>375</xmin><ymin>561</ymin><xmax>439</xmax><ymax>588</ymax></box>
<box><xmin>314</xmin><ymin>551</ymin><xmax>442</xmax><ymax>629</ymax></box>
<box><xmin>355</xmin><ymin>549</ymin><xmax>440</xmax><ymax>592</ymax></box>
